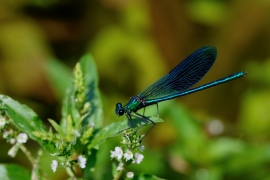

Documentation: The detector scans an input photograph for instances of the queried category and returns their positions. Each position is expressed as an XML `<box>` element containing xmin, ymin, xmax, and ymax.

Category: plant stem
<box><xmin>113</xmin><ymin>169</ymin><xmax>124</xmax><ymax>180</ymax></box>
<box><xmin>31</xmin><ymin>149</ymin><xmax>43</xmax><ymax>180</ymax></box>
<box><xmin>19</xmin><ymin>144</ymin><xmax>35</xmax><ymax>165</ymax></box>
<box><xmin>66</xmin><ymin>166</ymin><xmax>79</xmax><ymax>179</ymax></box>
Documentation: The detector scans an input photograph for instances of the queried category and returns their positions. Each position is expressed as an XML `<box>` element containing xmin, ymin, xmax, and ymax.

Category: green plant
<box><xmin>0</xmin><ymin>54</ymin><xmax>163</xmax><ymax>180</ymax></box>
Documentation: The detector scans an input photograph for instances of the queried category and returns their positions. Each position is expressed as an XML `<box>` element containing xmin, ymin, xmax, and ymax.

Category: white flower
<box><xmin>110</xmin><ymin>146</ymin><xmax>123</xmax><ymax>161</ymax></box>
<box><xmin>117</xmin><ymin>162</ymin><xmax>124</xmax><ymax>171</ymax></box>
<box><xmin>126</xmin><ymin>171</ymin><xmax>134</xmax><ymax>179</ymax></box>
<box><xmin>3</xmin><ymin>130</ymin><xmax>13</xmax><ymax>139</ymax></box>
<box><xmin>8</xmin><ymin>144</ymin><xmax>19</xmax><ymax>157</ymax></box>
<box><xmin>51</xmin><ymin>160</ymin><xmax>58</xmax><ymax>173</ymax></box>
<box><xmin>133</xmin><ymin>153</ymin><xmax>144</xmax><ymax>164</ymax></box>
<box><xmin>17</xmin><ymin>133</ymin><xmax>28</xmax><ymax>144</ymax></box>
<box><xmin>124</xmin><ymin>150</ymin><xmax>133</xmax><ymax>161</ymax></box>
<box><xmin>138</xmin><ymin>145</ymin><xmax>145</xmax><ymax>152</ymax></box>
<box><xmin>78</xmin><ymin>155</ymin><xmax>87</xmax><ymax>169</ymax></box>
<box><xmin>3</xmin><ymin>131</ymin><xmax>9</xmax><ymax>139</ymax></box>
<box><xmin>110</xmin><ymin>150</ymin><xmax>116</xmax><ymax>158</ymax></box>
<box><xmin>9</xmin><ymin>138</ymin><xmax>16</xmax><ymax>144</ymax></box>
<box><xmin>0</xmin><ymin>116</ymin><xmax>6</xmax><ymax>128</ymax></box>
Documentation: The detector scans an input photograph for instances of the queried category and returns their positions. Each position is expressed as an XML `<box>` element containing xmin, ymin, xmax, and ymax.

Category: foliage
<box><xmin>1</xmin><ymin>52</ymin><xmax>270</xmax><ymax>180</ymax></box>
<box><xmin>0</xmin><ymin>55</ymin><xmax>163</xmax><ymax>179</ymax></box>
<box><xmin>0</xmin><ymin>0</ymin><xmax>270</xmax><ymax>179</ymax></box>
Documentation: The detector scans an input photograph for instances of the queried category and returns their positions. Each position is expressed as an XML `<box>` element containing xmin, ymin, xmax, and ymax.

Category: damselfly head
<box><xmin>115</xmin><ymin>103</ymin><xmax>124</xmax><ymax>116</ymax></box>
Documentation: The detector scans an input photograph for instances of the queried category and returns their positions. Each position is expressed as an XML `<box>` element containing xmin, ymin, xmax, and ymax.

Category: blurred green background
<box><xmin>1</xmin><ymin>0</ymin><xmax>270</xmax><ymax>179</ymax></box>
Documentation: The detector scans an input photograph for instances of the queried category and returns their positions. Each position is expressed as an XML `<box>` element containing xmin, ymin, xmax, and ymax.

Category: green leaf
<box><xmin>45</xmin><ymin>57</ymin><xmax>72</xmax><ymax>100</ymax></box>
<box><xmin>60</xmin><ymin>54</ymin><xmax>103</xmax><ymax>131</ymax></box>
<box><xmin>83</xmin><ymin>149</ymin><xmax>98</xmax><ymax>179</ymax></box>
<box><xmin>111</xmin><ymin>162</ymin><xmax>117</xmax><ymax>178</ymax></box>
<box><xmin>164</xmin><ymin>101</ymin><xmax>205</xmax><ymax>144</ymax></box>
<box><xmin>48</xmin><ymin>119</ymin><xmax>63</xmax><ymax>135</ymax></box>
<box><xmin>60</xmin><ymin>88</ymin><xmax>80</xmax><ymax>134</ymax></box>
<box><xmin>60</xmin><ymin>66</ymin><xmax>80</xmax><ymax>133</ymax></box>
<box><xmin>208</xmin><ymin>138</ymin><xmax>245</xmax><ymax>160</ymax></box>
<box><xmin>88</xmin><ymin>117</ymin><xmax>163</xmax><ymax>149</ymax></box>
<box><xmin>79</xmin><ymin>54</ymin><xmax>103</xmax><ymax>128</ymax></box>
<box><xmin>131</xmin><ymin>173</ymin><xmax>166</xmax><ymax>180</ymax></box>
<box><xmin>0</xmin><ymin>164</ymin><xmax>31</xmax><ymax>180</ymax></box>
<box><xmin>0</xmin><ymin>95</ymin><xmax>54</xmax><ymax>153</ymax></box>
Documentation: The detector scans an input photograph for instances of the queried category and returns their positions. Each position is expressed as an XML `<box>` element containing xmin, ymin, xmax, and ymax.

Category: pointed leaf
<box><xmin>88</xmin><ymin>117</ymin><xmax>163</xmax><ymax>149</ymax></box>
<box><xmin>83</xmin><ymin>149</ymin><xmax>97</xmax><ymax>179</ymax></box>
<box><xmin>48</xmin><ymin>119</ymin><xmax>63</xmax><ymax>135</ymax></box>
<box><xmin>0</xmin><ymin>95</ymin><xmax>54</xmax><ymax>153</ymax></box>
<box><xmin>60</xmin><ymin>54</ymin><xmax>103</xmax><ymax>131</ymax></box>
<box><xmin>0</xmin><ymin>164</ymin><xmax>31</xmax><ymax>180</ymax></box>
<box><xmin>79</xmin><ymin>54</ymin><xmax>103</xmax><ymax>128</ymax></box>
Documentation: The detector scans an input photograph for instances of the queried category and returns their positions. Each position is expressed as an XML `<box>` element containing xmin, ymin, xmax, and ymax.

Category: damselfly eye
<box><xmin>115</xmin><ymin>103</ymin><xmax>124</xmax><ymax>116</ymax></box>
<box><xmin>117</xmin><ymin>110</ymin><xmax>124</xmax><ymax>116</ymax></box>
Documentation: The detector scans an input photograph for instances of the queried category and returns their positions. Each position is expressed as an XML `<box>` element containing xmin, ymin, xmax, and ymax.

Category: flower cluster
<box><xmin>3</xmin><ymin>130</ymin><xmax>15</xmax><ymax>144</ymax></box>
<box><xmin>51</xmin><ymin>155</ymin><xmax>87</xmax><ymax>173</ymax></box>
<box><xmin>51</xmin><ymin>160</ymin><xmax>58</xmax><ymax>173</ymax></box>
<box><xmin>3</xmin><ymin>132</ymin><xmax>28</xmax><ymax>158</ymax></box>
<box><xmin>110</xmin><ymin>146</ymin><xmax>144</xmax><ymax>179</ymax></box>
<box><xmin>121</xmin><ymin>129</ymin><xmax>145</xmax><ymax>150</ymax></box>
<box><xmin>111</xmin><ymin>146</ymin><xmax>144</xmax><ymax>164</ymax></box>
<box><xmin>78</xmin><ymin>155</ymin><xmax>87</xmax><ymax>169</ymax></box>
